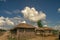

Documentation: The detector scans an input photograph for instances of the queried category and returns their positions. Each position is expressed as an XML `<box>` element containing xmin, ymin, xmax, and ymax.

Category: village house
<box><xmin>35</xmin><ymin>27</ymin><xmax>44</xmax><ymax>36</ymax></box>
<box><xmin>35</xmin><ymin>27</ymin><xmax>53</xmax><ymax>36</ymax></box>
<box><xmin>10</xmin><ymin>23</ymin><xmax>36</xmax><ymax>40</ymax></box>
<box><xmin>43</xmin><ymin>27</ymin><xmax>53</xmax><ymax>36</ymax></box>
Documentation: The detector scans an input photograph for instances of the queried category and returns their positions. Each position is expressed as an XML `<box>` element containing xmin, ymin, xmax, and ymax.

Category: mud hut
<box><xmin>10</xmin><ymin>23</ymin><xmax>35</xmax><ymax>40</ymax></box>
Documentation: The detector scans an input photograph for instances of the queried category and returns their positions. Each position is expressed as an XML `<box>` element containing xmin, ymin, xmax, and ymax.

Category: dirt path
<box><xmin>28</xmin><ymin>36</ymin><xmax>58</xmax><ymax>40</ymax></box>
<box><xmin>0</xmin><ymin>31</ymin><xmax>9</xmax><ymax>40</ymax></box>
<box><xmin>0</xmin><ymin>32</ymin><xmax>58</xmax><ymax>40</ymax></box>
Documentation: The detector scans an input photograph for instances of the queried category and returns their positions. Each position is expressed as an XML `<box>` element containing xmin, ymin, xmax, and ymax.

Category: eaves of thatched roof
<box><xmin>36</xmin><ymin>27</ymin><xmax>53</xmax><ymax>31</ymax></box>
<box><xmin>10</xmin><ymin>23</ymin><xmax>35</xmax><ymax>30</ymax></box>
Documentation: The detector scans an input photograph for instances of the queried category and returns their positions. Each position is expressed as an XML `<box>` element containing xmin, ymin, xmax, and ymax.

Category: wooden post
<box><xmin>24</xmin><ymin>29</ymin><xmax>26</xmax><ymax>39</ymax></box>
<box><xmin>17</xmin><ymin>29</ymin><xmax>19</xmax><ymax>40</ymax></box>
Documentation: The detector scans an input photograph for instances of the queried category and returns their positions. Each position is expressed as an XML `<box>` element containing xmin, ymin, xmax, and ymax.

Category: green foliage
<box><xmin>37</xmin><ymin>20</ymin><xmax>43</xmax><ymax>27</ymax></box>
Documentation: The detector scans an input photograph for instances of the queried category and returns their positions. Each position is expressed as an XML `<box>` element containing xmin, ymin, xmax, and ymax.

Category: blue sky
<box><xmin>0</xmin><ymin>0</ymin><xmax>60</xmax><ymax>27</ymax></box>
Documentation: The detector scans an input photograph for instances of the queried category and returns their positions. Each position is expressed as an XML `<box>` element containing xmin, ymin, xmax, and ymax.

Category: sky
<box><xmin>0</xmin><ymin>0</ymin><xmax>60</xmax><ymax>29</ymax></box>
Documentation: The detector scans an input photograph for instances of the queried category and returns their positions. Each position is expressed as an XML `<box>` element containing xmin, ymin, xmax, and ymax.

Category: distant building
<box><xmin>36</xmin><ymin>27</ymin><xmax>53</xmax><ymax>36</ymax></box>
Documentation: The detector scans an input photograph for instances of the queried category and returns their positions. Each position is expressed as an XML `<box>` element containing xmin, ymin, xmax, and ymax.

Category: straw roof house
<box><xmin>10</xmin><ymin>23</ymin><xmax>35</xmax><ymax>40</ymax></box>
<box><xmin>15</xmin><ymin>23</ymin><xmax>35</xmax><ymax>28</ymax></box>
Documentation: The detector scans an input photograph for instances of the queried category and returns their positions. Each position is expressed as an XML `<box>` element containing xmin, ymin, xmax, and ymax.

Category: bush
<box><xmin>37</xmin><ymin>20</ymin><xmax>43</xmax><ymax>27</ymax></box>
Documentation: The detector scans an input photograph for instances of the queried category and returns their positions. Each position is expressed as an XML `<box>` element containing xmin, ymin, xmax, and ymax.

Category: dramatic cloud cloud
<box><xmin>0</xmin><ymin>16</ymin><xmax>14</xmax><ymax>26</ymax></box>
<box><xmin>5</xmin><ymin>18</ymin><xmax>14</xmax><ymax>25</ymax></box>
<box><xmin>21</xmin><ymin>6</ymin><xmax>46</xmax><ymax>22</ymax></box>
<box><xmin>58</xmin><ymin>8</ymin><xmax>60</xmax><ymax>12</ymax></box>
<box><xmin>0</xmin><ymin>19</ymin><xmax>5</xmax><ymax>26</ymax></box>
<box><xmin>0</xmin><ymin>16</ymin><xmax>25</xmax><ymax>30</ymax></box>
<box><xmin>10</xmin><ymin>17</ymin><xmax>25</xmax><ymax>25</ymax></box>
<box><xmin>0</xmin><ymin>16</ymin><xmax>5</xmax><ymax>26</ymax></box>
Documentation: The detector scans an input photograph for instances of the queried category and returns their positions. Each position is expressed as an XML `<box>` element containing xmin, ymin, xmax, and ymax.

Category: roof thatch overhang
<box><xmin>10</xmin><ymin>23</ymin><xmax>35</xmax><ymax>31</ymax></box>
<box><xmin>36</xmin><ymin>27</ymin><xmax>53</xmax><ymax>31</ymax></box>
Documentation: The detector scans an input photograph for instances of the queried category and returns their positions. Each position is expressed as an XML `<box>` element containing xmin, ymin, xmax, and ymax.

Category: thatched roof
<box><xmin>15</xmin><ymin>23</ymin><xmax>35</xmax><ymax>28</ymax></box>
<box><xmin>10</xmin><ymin>23</ymin><xmax>35</xmax><ymax>30</ymax></box>
<box><xmin>36</xmin><ymin>27</ymin><xmax>53</xmax><ymax>31</ymax></box>
<box><xmin>36</xmin><ymin>27</ymin><xmax>44</xmax><ymax>30</ymax></box>
<box><xmin>43</xmin><ymin>27</ymin><xmax>53</xmax><ymax>30</ymax></box>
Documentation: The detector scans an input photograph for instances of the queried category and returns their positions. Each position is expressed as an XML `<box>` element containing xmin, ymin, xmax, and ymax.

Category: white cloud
<box><xmin>21</xmin><ymin>21</ymin><xmax>26</xmax><ymax>23</ymax></box>
<box><xmin>43</xmin><ymin>25</ymin><xmax>48</xmax><ymax>27</ymax></box>
<box><xmin>54</xmin><ymin>25</ymin><xmax>60</xmax><ymax>30</ymax></box>
<box><xmin>13</xmin><ymin>9</ymin><xmax>20</xmax><ymax>14</ymax></box>
<box><xmin>0</xmin><ymin>19</ymin><xmax>5</xmax><ymax>26</ymax></box>
<box><xmin>58</xmin><ymin>8</ymin><xmax>60</xmax><ymax>12</ymax></box>
<box><xmin>0</xmin><ymin>16</ymin><xmax>5</xmax><ymax>26</ymax></box>
<box><xmin>10</xmin><ymin>17</ymin><xmax>25</xmax><ymax>25</ymax></box>
<box><xmin>0</xmin><ymin>16</ymin><xmax>5</xmax><ymax>19</ymax></box>
<box><xmin>42</xmin><ymin>20</ymin><xmax>47</xmax><ymax>23</ymax></box>
<box><xmin>0</xmin><ymin>16</ymin><xmax>25</xmax><ymax>29</ymax></box>
<box><xmin>21</xmin><ymin>6</ymin><xmax>46</xmax><ymax>22</ymax></box>
<box><xmin>4</xmin><ymin>9</ymin><xmax>20</xmax><ymax>15</ymax></box>
<box><xmin>4</xmin><ymin>10</ymin><xmax>12</xmax><ymax>14</ymax></box>
<box><xmin>5</xmin><ymin>17</ymin><xmax>14</xmax><ymax>25</ymax></box>
<box><xmin>0</xmin><ymin>16</ymin><xmax>14</xmax><ymax>26</ymax></box>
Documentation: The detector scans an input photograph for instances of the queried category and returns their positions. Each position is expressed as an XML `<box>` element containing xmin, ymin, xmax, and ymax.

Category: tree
<box><xmin>37</xmin><ymin>20</ymin><xmax>43</xmax><ymax>27</ymax></box>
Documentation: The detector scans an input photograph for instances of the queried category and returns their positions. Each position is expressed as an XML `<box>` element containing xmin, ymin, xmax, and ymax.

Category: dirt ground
<box><xmin>28</xmin><ymin>36</ymin><xmax>58</xmax><ymax>40</ymax></box>
<box><xmin>0</xmin><ymin>36</ymin><xmax>58</xmax><ymax>40</ymax></box>
<box><xmin>0</xmin><ymin>31</ymin><xmax>58</xmax><ymax>40</ymax></box>
<box><xmin>0</xmin><ymin>31</ymin><xmax>9</xmax><ymax>40</ymax></box>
